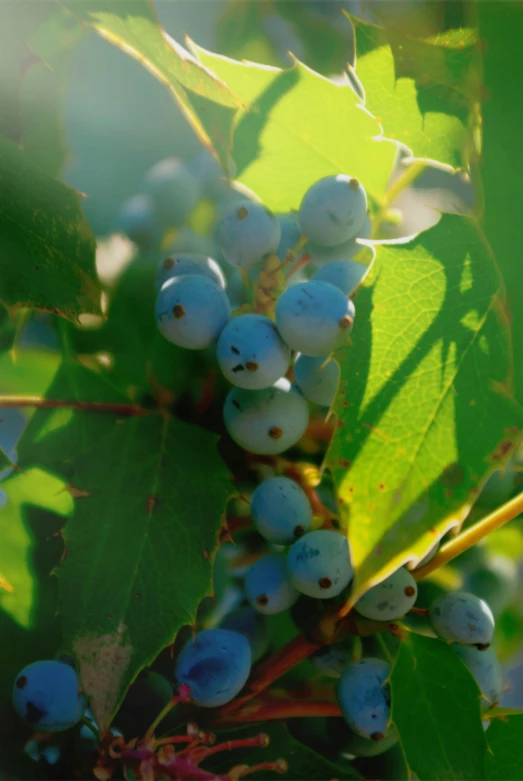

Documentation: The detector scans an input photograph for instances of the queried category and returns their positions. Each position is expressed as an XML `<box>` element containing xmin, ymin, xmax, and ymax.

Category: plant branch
<box><xmin>0</xmin><ymin>395</ymin><xmax>150</xmax><ymax>416</ymax></box>
<box><xmin>414</xmin><ymin>490</ymin><xmax>523</xmax><ymax>581</ymax></box>
<box><xmin>216</xmin><ymin>696</ymin><xmax>341</xmax><ymax>726</ymax></box>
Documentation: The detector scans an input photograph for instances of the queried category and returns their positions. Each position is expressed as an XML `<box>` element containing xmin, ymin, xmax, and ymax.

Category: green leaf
<box><xmin>479</xmin><ymin>2</ymin><xmax>523</xmax><ymax>403</ymax></box>
<box><xmin>61</xmin><ymin>0</ymin><xmax>241</xmax><ymax>165</ymax></box>
<box><xmin>208</xmin><ymin>722</ymin><xmax>359</xmax><ymax>779</ymax></box>
<box><xmin>190</xmin><ymin>42</ymin><xmax>398</xmax><ymax>209</ymax></box>
<box><xmin>0</xmin><ymin>135</ymin><xmax>101</xmax><ymax>319</ymax></box>
<box><xmin>59</xmin><ymin>414</ymin><xmax>231</xmax><ymax>730</ymax></box>
<box><xmin>353</xmin><ymin>19</ymin><xmax>478</xmax><ymax>166</ymax></box>
<box><xmin>391</xmin><ymin>633</ymin><xmax>487</xmax><ymax>780</ymax></box>
<box><xmin>20</xmin><ymin>8</ymin><xmax>85</xmax><ymax>177</ymax></box>
<box><xmin>17</xmin><ymin>359</ymin><xmax>129</xmax><ymax>474</ymax></box>
<box><xmin>325</xmin><ymin>215</ymin><xmax>522</xmax><ymax>603</ymax></box>
<box><xmin>0</xmin><ymin>468</ymin><xmax>73</xmax><ymax>629</ymax></box>
<box><xmin>0</xmin><ymin>346</ymin><xmax>61</xmax><ymax>396</ymax></box>
<box><xmin>486</xmin><ymin>714</ymin><xmax>523</xmax><ymax>780</ymax></box>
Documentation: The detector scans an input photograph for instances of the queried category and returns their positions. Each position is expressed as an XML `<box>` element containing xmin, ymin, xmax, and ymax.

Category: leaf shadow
<box><xmin>234</xmin><ymin>67</ymin><xmax>300</xmax><ymax>176</ymax></box>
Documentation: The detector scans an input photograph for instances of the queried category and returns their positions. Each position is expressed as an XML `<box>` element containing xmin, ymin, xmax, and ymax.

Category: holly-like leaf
<box><xmin>61</xmin><ymin>0</ymin><xmax>242</xmax><ymax>165</ymax></box>
<box><xmin>0</xmin><ymin>135</ymin><xmax>101</xmax><ymax>319</ymax></box>
<box><xmin>190</xmin><ymin>42</ymin><xmax>398</xmax><ymax>209</ymax></box>
<box><xmin>207</xmin><ymin>722</ymin><xmax>360</xmax><ymax>780</ymax></box>
<box><xmin>353</xmin><ymin>19</ymin><xmax>479</xmax><ymax>166</ymax></box>
<box><xmin>325</xmin><ymin>215</ymin><xmax>522</xmax><ymax>604</ymax></box>
<box><xmin>0</xmin><ymin>468</ymin><xmax>73</xmax><ymax>629</ymax></box>
<box><xmin>486</xmin><ymin>714</ymin><xmax>523</xmax><ymax>780</ymax></box>
<box><xmin>479</xmin><ymin>2</ymin><xmax>523</xmax><ymax>404</ymax></box>
<box><xmin>59</xmin><ymin>415</ymin><xmax>231</xmax><ymax>730</ymax></box>
<box><xmin>391</xmin><ymin>633</ymin><xmax>487</xmax><ymax>780</ymax></box>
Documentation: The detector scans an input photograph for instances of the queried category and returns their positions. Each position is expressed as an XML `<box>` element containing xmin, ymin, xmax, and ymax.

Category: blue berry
<box><xmin>217</xmin><ymin>200</ymin><xmax>281</xmax><ymax>269</ymax></box>
<box><xmin>310</xmin><ymin>642</ymin><xmax>354</xmax><ymax>679</ymax></box>
<box><xmin>299</xmin><ymin>175</ymin><xmax>367</xmax><ymax>246</ymax></box>
<box><xmin>276</xmin><ymin>281</ymin><xmax>355</xmax><ymax>356</ymax></box>
<box><xmin>245</xmin><ymin>553</ymin><xmax>299</xmax><ymax>615</ymax></box>
<box><xmin>145</xmin><ymin>157</ymin><xmax>200</xmax><ymax>228</ymax></box>
<box><xmin>217</xmin><ymin>314</ymin><xmax>290</xmax><ymax>390</ymax></box>
<box><xmin>312</xmin><ymin>260</ymin><xmax>369</xmax><ymax>296</ymax></box>
<box><xmin>275</xmin><ymin>213</ymin><xmax>303</xmax><ymax>262</ymax></box>
<box><xmin>337</xmin><ymin>658</ymin><xmax>391</xmax><ymax>740</ymax></box>
<box><xmin>116</xmin><ymin>194</ymin><xmax>160</xmax><ymax>248</ymax></box>
<box><xmin>429</xmin><ymin>592</ymin><xmax>495</xmax><ymax>646</ymax></box>
<box><xmin>251</xmin><ymin>476</ymin><xmax>313</xmax><ymax>544</ymax></box>
<box><xmin>294</xmin><ymin>354</ymin><xmax>340</xmax><ymax>407</ymax></box>
<box><xmin>287</xmin><ymin>529</ymin><xmax>353</xmax><ymax>599</ymax></box>
<box><xmin>451</xmin><ymin>644</ymin><xmax>503</xmax><ymax>707</ymax></box>
<box><xmin>155</xmin><ymin>275</ymin><xmax>231</xmax><ymax>349</ymax></box>
<box><xmin>220</xmin><ymin>606</ymin><xmax>269</xmax><ymax>662</ymax></box>
<box><xmin>175</xmin><ymin>628</ymin><xmax>251</xmax><ymax>707</ymax></box>
<box><xmin>155</xmin><ymin>253</ymin><xmax>226</xmax><ymax>293</ymax></box>
<box><xmin>189</xmin><ymin>150</ymin><xmax>236</xmax><ymax>201</ymax></box>
<box><xmin>355</xmin><ymin>567</ymin><xmax>418</xmax><ymax>621</ymax></box>
<box><xmin>223</xmin><ymin>378</ymin><xmax>309</xmax><ymax>455</ymax></box>
<box><xmin>13</xmin><ymin>660</ymin><xmax>85</xmax><ymax>732</ymax></box>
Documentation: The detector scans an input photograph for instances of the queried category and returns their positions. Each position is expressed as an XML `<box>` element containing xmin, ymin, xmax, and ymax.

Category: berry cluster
<box><xmin>11</xmin><ymin>156</ymin><xmax>508</xmax><ymax>778</ymax></box>
<box><xmin>153</xmin><ymin>171</ymin><xmax>370</xmax><ymax>455</ymax></box>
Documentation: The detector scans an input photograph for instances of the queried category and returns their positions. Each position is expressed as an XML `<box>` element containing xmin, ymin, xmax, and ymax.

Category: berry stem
<box><xmin>285</xmin><ymin>253</ymin><xmax>311</xmax><ymax>280</ymax></box>
<box><xmin>144</xmin><ymin>685</ymin><xmax>191</xmax><ymax>740</ymax></box>
<box><xmin>214</xmin><ymin>634</ymin><xmax>324</xmax><ymax>718</ymax></box>
<box><xmin>218</xmin><ymin>697</ymin><xmax>341</xmax><ymax>726</ymax></box>
<box><xmin>0</xmin><ymin>395</ymin><xmax>150</xmax><ymax>416</ymax></box>
<box><xmin>414</xmin><ymin>490</ymin><xmax>523</xmax><ymax>581</ymax></box>
<box><xmin>191</xmin><ymin>734</ymin><xmax>268</xmax><ymax>762</ymax></box>
<box><xmin>80</xmin><ymin>715</ymin><xmax>101</xmax><ymax>741</ymax></box>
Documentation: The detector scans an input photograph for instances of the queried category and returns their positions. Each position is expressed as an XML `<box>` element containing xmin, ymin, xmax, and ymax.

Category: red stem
<box><xmin>219</xmin><ymin>697</ymin><xmax>341</xmax><ymax>726</ymax></box>
<box><xmin>215</xmin><ymin>634</ymin><xmax>324</xmax><ymax>719</ymax></box>
<box><xmin>0</xmin><ymin>396</ymin><xmax>149</xmax><ymax>416</ymax></box>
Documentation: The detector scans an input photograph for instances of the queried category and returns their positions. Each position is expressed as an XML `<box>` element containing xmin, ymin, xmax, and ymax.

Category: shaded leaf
<box><xmin>59</xmin><ymin>415</ymin><xmax>231</xmax><ymax>729</ymax></box>
<box><xmin>61</xmin><ymin>0</ymin><xmax>241</xmax><ymax>165</ymax></box>
<box><xmin>479</xmin><ymin>1</ymin><xmax>523</xmax><ymax>403</ymax></box>
<box><xmin>353</xmin><ymin>18</ymin><xmax>479</xmax><ymax>166</ymax></box>
<box><xmin>17</xmin><ymin>359</ymin><xmax>130</xmax><ymax>474</ymax></box>
<box><xmin>391</xmin><ymin>633</ymin><xmax>487</xmax><ymax>780</ymax></box>
<box><xmin>325</xmin><ymin>215</ymin><xmax>522</xmax><ymax>604</ymax></box>
<box><xmin>486</xmin><ymin>714</ymin><xmax>523</xmax><ymax>780</ymax></box>
<box><xmin>0</xmin><ymin>135</ymin><xmax>101</xmax><ymax>319</ymax></box>
<box><xmin>190</xmin><ymin>42</ymin><xmax>398</xmax><ymax>209</ymax></box>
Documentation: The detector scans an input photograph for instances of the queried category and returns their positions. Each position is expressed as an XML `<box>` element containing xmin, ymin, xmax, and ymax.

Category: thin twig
<box><xmin>414</xmin><ymin>490</ymin><xmax>523</xmax><ymax>581</ymax></box>
<box><xmin>216</xmin><ymin>697</ymin><xmax>341</xmax><ymax>726</ymax></box>
<box><xmin>0</xmin><ymin>396</ymin><xmax>150</xmax><ymax>416</ymax></box>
